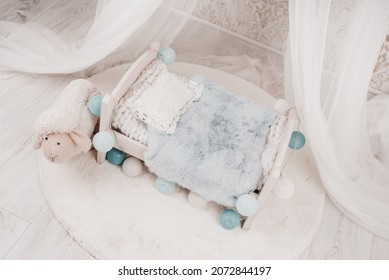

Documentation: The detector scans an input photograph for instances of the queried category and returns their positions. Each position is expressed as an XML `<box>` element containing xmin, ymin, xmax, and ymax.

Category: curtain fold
<box><xmin>0</xmin><ymin>0</ymin><xmax>196</xmax><ymax>74</ymax></box>
<box><xmin>286</xmin><ymin>0</ymin><xmax>389</xmax><ymax>239</ymax></box>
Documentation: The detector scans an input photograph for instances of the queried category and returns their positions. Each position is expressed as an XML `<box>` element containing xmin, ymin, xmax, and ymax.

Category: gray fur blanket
<box><xmin>144</xmin><ymin>77</ymin><xmax>276</xmax><ymax>207</ymax></box>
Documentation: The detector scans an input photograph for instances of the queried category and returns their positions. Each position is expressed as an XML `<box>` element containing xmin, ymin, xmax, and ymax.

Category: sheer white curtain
<box><xmin>285</xmin><ymin>0</ymin><xmax>389</xmax><ymax>239</ymax></box>
<box><xmin>0</xmin><ymin>0</ymin><xmax>195</xmax><ymax>74</ymax></box>
<box><xmin>367</xmin><ymin>94</ymin><xmax>389</xmax><ymax>168</ymax></box>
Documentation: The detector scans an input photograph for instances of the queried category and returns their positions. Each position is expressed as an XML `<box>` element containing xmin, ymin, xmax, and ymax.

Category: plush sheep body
<box><xmin>34</xmin><ymin>79</ymin><xmax>99</xmax><ymax>163</ymax></box>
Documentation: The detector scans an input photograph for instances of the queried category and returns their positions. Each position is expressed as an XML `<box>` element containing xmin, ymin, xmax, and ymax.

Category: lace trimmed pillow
<box><xmin>128</xmin><ymin>61</ymin><xmax>203</xmax><ymax>134</ymax></box>
<box><xmin>112</xmin><ymin>61</ymin><xmax>165</xmax><ymax>145</ymax></box>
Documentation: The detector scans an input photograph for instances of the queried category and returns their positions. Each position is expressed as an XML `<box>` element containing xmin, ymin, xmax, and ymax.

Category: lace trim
<box><xmin>128</xmin><ymin>61</ymin><xmax>203</xmax><ymax>134</ymax></box>
<box><xmin>261</xmin><ymin>113</ymin><xmax>288</xmax><ymax>175</ymax></box>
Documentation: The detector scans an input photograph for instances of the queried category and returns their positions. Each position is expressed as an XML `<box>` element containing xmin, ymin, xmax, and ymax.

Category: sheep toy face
<box><xmin>33</xmin><ymin>79</ymin><xmax>99</xmax><ymax>163</ymax></box>
<box><xmin>34</xmin><ymin>130</ymin><xmax>92</xmax><ymax>163</ymax></box>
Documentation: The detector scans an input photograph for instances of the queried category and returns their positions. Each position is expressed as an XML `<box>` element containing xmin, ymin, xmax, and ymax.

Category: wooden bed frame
<box><xmin>96</xmin><ymin>41</ymin><xmax>160</xmax><ymax>164</ymax></box>
<box><xmin>95</xmin><ymin>41</ymin><xmax>298</xmax><ymax>231</ymax></box>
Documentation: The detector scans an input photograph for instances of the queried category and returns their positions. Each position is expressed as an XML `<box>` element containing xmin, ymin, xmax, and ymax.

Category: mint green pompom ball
<box><xmin>157</xmin><ymin>47</ymin><xmax>176</xmax><ymax>65</ymax></box>
<box><xmin>220</xmin><ymin>209</ymin><xmax>240</xmax><ymax>230</ymax></box>
<box><xmin>288</xmin><ymin>131</ymin><xmax>306</xmax><ymax>150</ymax></box>
<box><xmin>155</xmin><ymin>177</ymin><xmax>176</xmax><ymax>194</ymax></box>
<box><xmin>106</xmin><ymin>148</ymin><xmax>126</xmax><ymax>166</ymax></box>
<box><xmin>87</xmin><ymin>95</ymin><xmax>103</xmax><ymax>117</ymax></box>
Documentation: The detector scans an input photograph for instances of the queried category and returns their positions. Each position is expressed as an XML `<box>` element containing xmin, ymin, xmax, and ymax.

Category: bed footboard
<box><xmin>242</xmin><ymin>108</ymin><xmax>298</xmax><ymax>230</ymax></box>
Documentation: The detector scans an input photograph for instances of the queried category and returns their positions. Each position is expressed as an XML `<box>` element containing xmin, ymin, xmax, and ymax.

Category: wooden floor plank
<box><xmin>28</xmin><ymin>0</ymin><xmax>95</xmax><ymax>40</ymax></box>
<box><xmin>371</xmin><ymin>236</ymin><xmax>389</xmax><ymax>259</ymax></box>
<box><xmin>0</xmin><ymin>74</ymin><xmax>72</xmax><ymax>166</ymax></box>
<box><xmin>0</xmin><ymin>73</ymin><xmax>74</xmax><ymax>223</ymax></box>
<box><xmin>0</xmin><ymin>208</ymin><xmax>30</xmax><ymax>259</ymax></box>
<box><xmin>0</xmin><ymin>0</ymin><xmax>57</xmax><ymax>22</ymax></box>
<box><xmin>307</xmin><ymin>196</ymin><xmax>374</xmax><ymax>259</ymax></box>
<box><xmin>4</xmin><ymin>205</ymin><xmax>94</xmax><ymax>260</ymax></box>
<box><xmin>335</xmin><ymin>217</ymin><xmax>374</xmax><ymax>259</ymax></box>
<box><xmin>305</xmin><ymin>196</ymin><xmax>343</xmax><ymax>259</ymax></box>
<box><xmin>297</xmin><ymin>245</ymin><xmax>310</xmax><ymax>260</ymax></box>
<box><xmin>0</xmin><ymin>144</ymin><xmax>47</xmax><ymax>222</ymax></box>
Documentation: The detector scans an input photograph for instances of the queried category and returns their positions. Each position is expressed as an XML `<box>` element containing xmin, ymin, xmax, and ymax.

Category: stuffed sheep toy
<box><xmin>33</xmin><ymin>79</ymin><xmax>99</xmax><ymax>163</ymax></box>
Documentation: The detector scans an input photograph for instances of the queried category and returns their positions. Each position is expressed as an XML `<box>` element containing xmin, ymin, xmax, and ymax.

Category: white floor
<box><xmin>0</xmin><ymin>0</ymin><xmax>388</xmax><ymax>259</ymax></box>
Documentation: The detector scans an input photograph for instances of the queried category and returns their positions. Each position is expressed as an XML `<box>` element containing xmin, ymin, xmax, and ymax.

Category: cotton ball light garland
<box><xmin>219</xmin><ymin>209</ymin><xmax>240</xmax><ymax>230</ymax></box>
<box><xmin>155</xmin><ymin>177</ymin><xmax>176</xmax><ymax>194</ymax></box>
<box><xmin>274</xmin><ymin>178</ymin><xmax>295</xmax><ymax>199</ymax></box>
<box><xmin>122</xmin><ymin>157</ymin><xmax>143</xmax><ymax>177</ymax></box>
<box><xmin>92</xmin><ymin>131</ymin><xmax>115</xmax><ymax>152</ymax></box>
<box><xmin>106</xmin><ymin>148</ymin><xmax>126</xmax><ymax>166</ymax></box>
<box><xmin>157</xmin><ymin>47</ymin><xmax>176</xmax><ymax>65</ymax></box>
<box><xmin>87</xmin><ymin>95</ymin><xmax>103</xmax><ymax>117</ymax></box>
<box><xmin>288</xmin><ymin>131</ymin><xmax>306</xmax><ymax>150</ymax></box>
<box><xmin>236</xmin><ymin>194</ymin><xmax>259</xmax><ymax>217</ymax></box>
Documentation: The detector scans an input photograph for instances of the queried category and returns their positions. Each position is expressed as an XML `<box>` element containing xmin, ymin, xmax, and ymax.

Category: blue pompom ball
<box><xmin>92</xmin><ymin>131</ymin><xmax>115</xmax><ymax>152</ymax></box>
<box><xmin>87</xmin><ymin>95</ymin><xmax>103</xmax><ymax>117</ymax></box>
<box><xmin>220</xmin><ymin>209</ymin><xmax>240</xmax><ymax>230</ymax></box>
<box><xmin>288</xmin><ymin>131</ymin><xmax>306</xmax><ymax>150</ymax></box>
<box><xmin>157</xmin><ymin>47</ymin><xmax>176</xmax><ymax>65</ymax></box>
<box><xmin>155</xmin><ymin>177</ymin><xmax>176</xmax><ymax>194</ymax></box>
<box><xmin>106</xmin><ymin>148</ymin><xmax>126</xmax><ymax>166</ymax></box>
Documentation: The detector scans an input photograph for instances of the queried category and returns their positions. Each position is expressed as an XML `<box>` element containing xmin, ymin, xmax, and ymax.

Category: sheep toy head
<box><xmin>33</xmin><ymin>79</ymin><xmax>99</xmax><ymax>163</ymax></box>
<box><xmin>33</xmin><ymin>130</ymin><xmax>91</xmax><ymax>163</ymax></box>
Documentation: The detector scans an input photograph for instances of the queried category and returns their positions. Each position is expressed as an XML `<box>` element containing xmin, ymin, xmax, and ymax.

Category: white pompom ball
<box><xmin>122</xmin><ymin>157</ymin><xmax>143</xmax><ymax>177</ymax></box>
<box><xmin>274</xmin><ymin>178</ymin><xmax>295</xmax><ymax>199</ymax></box>
<box><xmin>236</xmin><ymin>194</ymin><xmax>259</xmax><ymax>216</ymax></box>
<box><xmin>188</xmin><ymin>191</ymin><xmax>208</xmax><ymax>208</ymax></box>
<box><xmin>92</xmin><ymin>131</ymin><xmax>115</xmax><ymax>152</ymax></box>
<box><xmin>273</xmin><ymin>98</ymin><xmax>290</xmax><ymax>113</ymax></box>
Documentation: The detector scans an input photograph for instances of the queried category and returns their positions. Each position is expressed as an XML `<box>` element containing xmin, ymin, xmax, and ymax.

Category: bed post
<box><xmin>96</xmin><ymin>94</ymin><xmax>116</xmax><ymax>164</ymax></box>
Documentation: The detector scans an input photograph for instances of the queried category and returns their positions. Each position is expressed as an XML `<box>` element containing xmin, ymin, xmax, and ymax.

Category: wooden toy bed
<box><xmin>94</xmin><ymin>41</ymin><xmax>298</xmax><ymax>230</ymax></box>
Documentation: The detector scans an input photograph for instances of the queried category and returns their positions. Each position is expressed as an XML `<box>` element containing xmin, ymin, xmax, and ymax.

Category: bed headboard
<box><xmin>97</xmin><ymin>41</ymin><xmax>160</xmax><ymax>163</ymax></box>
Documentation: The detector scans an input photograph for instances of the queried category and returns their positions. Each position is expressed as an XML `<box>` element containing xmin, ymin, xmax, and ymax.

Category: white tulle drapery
<box><xmin>0</xmin><ymin>0</ymin><xmax>194</xmax><ymax>74</ymax></box>
<box><xmin>367</xmin><ymin>94</ymin><xmax>389</xmax><ymax>169</ymax></box>
<box><xmin>285</xmin><ymin>0</ymin><xmax>389</xmax><ymax>239</ymax></box>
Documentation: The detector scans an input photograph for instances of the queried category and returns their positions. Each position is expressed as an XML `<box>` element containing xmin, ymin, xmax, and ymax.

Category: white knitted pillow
<box><xmin>129</xmin><ymin>62</ymin><xmax>203</xmax><ymax>134</ymax></box>
<box><xmin>112</xmin><ymin>61</ymin><xmax>165</xmax><ymax>145</ymax></box>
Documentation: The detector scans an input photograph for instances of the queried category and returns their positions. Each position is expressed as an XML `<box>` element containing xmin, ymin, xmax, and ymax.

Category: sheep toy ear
<box><xmin>33</xmin><ymin>134</ymin><xmax>43</xmax><ymax>149</ymax></box>
<box><xmin>69</xmin><ymin>130</ymin><xmax>92</xmax><ymax>152</ymax></box>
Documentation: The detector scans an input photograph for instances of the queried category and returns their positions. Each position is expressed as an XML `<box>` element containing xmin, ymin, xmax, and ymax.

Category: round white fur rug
<box><xmin>39</xmin><ymin>63</ymin><xmax>325</xmax><ymax>259</ymax></box>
